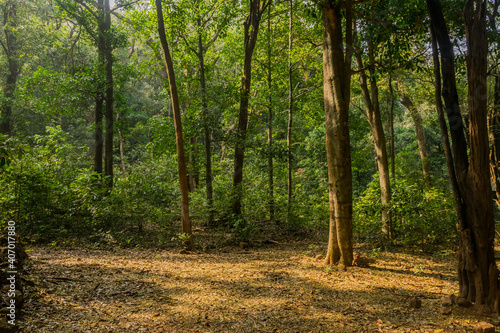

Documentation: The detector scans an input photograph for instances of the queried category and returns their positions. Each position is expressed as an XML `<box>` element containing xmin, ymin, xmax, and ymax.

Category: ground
<box><xmin>17</xmin><ymin>236</ymin><xmax>499</xmax><ymax>333</ymax></box>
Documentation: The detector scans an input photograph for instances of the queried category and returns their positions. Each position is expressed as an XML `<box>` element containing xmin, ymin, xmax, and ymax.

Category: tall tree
<box><xmin>354</xmin><ymin>35</ymin><xmax>393</xmax><ymax>239</ymax></box>
<box><xmin>321</xmin><ymin>0</ymin><xmax>354</xmax><ymax>267</ymax></box>
<box><xmin>0</xmin><ymin>0</ymin><xmax>19</xmax><ymax>135</ymax></box>
<box><xmin>156</xmin><ymin>0</ymin><xmax>193</xmax><ymax>249</ymax></box>
<box><xmin>55</xmin><ymin>0</ymin><xmax>123</xmax><ymax>186</ymax></box>
<box><xmin>428</xmin><ymin>0</ymin><xmax>497</xmax><ymax>307</ymax></box>
<box><xmin>232</xmin><ymin>0</ymin><xmax>272</xmax><ymax>216</ymax></box>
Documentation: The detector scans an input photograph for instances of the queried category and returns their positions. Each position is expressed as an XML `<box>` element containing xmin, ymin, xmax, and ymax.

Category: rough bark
<box><xmin>428</xmin><ymin>0</ymin><xmax>496</xmax><ymax>308</ymax></box>
<box><xmin>156</xmin><ymin>0</ymin><xmax>193</xmax><ymax>249</ymax></box>
<box><xmin>400</xmin><ymin>90</ymin><xmax>432</xmax><ymax>187</ymax></box>
<box><xmin>354</xmin><ymin>39</ymin><xmax>393</xmax><ymax>239</ymax></box>
<box><xmin>0</xmin><ymin>0</ymin><xmax>18</xmax><ymax>135</ymax></box>
<box><xmin>322</xmin><ymin>1</ymin><xmax>353</xmax><ymax>267</ymax></box>
<box><xmin>232</xmin><ymin>0</ymin><xmax>271</xmax><ymax>216</ymax></box>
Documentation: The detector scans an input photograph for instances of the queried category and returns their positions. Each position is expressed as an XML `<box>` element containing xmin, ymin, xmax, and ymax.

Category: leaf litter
<box><xmin>18</xmin><ymin>243</ymin><xmax>497</xmax><ymax>332</ymax></box>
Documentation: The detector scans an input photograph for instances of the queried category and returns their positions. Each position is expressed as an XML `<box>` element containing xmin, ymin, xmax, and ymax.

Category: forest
<box><xmin>1</xmin><ymin>0</ymin><xmax>500</xmax><ymax>332</ymax></box>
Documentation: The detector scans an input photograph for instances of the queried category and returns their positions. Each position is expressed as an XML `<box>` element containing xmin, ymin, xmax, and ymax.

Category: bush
<box><xmin>354</xmin><ymin>175</ymin><xmax>457</xmax><ymax>246</ymax></box>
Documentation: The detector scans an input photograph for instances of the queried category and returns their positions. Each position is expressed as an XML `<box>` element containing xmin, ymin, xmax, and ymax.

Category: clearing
<box><xmin>18</xmin><ymin>238</ymin><xmax>497</xmax><ymax>332</ymax></box>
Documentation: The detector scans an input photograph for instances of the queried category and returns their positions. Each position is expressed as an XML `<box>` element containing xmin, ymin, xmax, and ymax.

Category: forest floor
<box><xmin>17</xmin><ymin>228</ymin><xmax>500</xmax><ymax>333</ymax></box>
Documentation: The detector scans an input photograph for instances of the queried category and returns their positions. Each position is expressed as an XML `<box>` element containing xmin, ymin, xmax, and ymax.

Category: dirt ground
<box><xmin>17</xmin><ymin>241</ymin><xmax>498</xmax><ymax>333</ymax></box>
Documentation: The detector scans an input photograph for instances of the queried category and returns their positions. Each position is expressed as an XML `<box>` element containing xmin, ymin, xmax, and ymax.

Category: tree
<box><xmin>55</xmin><ymin>0</ymin><xmax>117</xmax><ymax>186</ymax></box>
<box><xmin>0</xmin><ymin>0</ymin><xmax>19</xmax><ymax>135</ymax></box>
<box><xmin>354</xmin><ymin>32</ymin><xmax>393</xmax><ymax>239</ymax></box>
<box><xmin>156</xmin><ymin>0</ymin><xmax>193</xmax><ymax>249</ymax></box>
<box><xmin>232</xmin><ymin>0</ymin><xmax>272</xmax><ymax>217</ymax></box>
<box><xmin>321</xmin><ymin>0</ymin><xmax>354</xmax><ymax>267</ymax></box>
<box><xmin>428</xmin><ymin>0</ymin><xmax>497</xmax><ymax>307</ymax></box>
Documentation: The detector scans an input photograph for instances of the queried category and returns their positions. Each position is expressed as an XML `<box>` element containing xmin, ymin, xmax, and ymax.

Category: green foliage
<box><xmin>354</xmin><ymin>175</ymin><xmax>457</xmax><ymax>246</ymax></box>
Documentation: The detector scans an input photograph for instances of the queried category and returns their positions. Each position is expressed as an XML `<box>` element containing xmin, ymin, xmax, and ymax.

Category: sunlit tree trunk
<box><xmin>322</xmin><ymin>1</ymin><xmax>353</xmax><ymax>268</ymax></box>
<box><xmin>156</xmin><ymin>0</ymin><xmax>193</xmax><ymax>249</ymax></box>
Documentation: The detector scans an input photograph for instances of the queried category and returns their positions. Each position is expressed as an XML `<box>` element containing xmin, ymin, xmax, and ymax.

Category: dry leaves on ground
<box><xmin>17</xmin><ymin>243</ymin><xmax>497</xmax><ymax>332</ymax></box>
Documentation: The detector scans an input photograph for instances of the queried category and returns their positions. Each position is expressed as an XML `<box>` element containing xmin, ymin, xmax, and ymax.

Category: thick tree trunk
<box><xmin>400</xmin><ymin>92</ymin><xmax>432</xmax><ymax>186</ymax></box>
<box><xmin>0</xmin><ymin>1</ymin><xmax>18</xmax><ymax>135</ymax></box>
<box><xmin>428</xmin><ymin>0</ymin><xmax>496</xmax><ymax>308</ymax></box>
<box><xmin>355</xmin><ymin>40</ymin><xmax>393</xmax><ymax>239</ymax></box>
<box><xmin>287</xmin><ymin>0</ymin><xmax>293</xmax><ymax>222</ymax></box>
<box><xmin>156</xmin><ymin>0</ymin><xmax>193</xmax><ymax>249</ymax></box>
<box><xmin>322</xmin><ymin>1</ymin><xmax>353</xmax><ymax>267</ymax></box>
<box><xmin>267</xmin><ymin>3</ymin><xmax>274</xmax><ymax>220</ymax></box>
<box><xmin>232</xmin><ymin>0</ymin><xmax>270</xmax><ymax>216</ymax></box>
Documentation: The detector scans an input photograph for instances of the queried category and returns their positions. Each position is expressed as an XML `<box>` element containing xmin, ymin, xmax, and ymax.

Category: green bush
<box><xmin>354</xmin><ymin>175</ymin><xmax>457</xmax><ymax>246</ymax></box>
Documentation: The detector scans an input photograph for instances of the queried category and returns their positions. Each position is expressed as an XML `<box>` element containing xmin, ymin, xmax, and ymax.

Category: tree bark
<box><xmin>232</xmin><ymin>0</ymin><xmax>271</xmax><ymax>216</ymax></box>
<box><xmin>322</xmin><ymin>1</ymin><xmax>353</xmax><ymax>267</ymax></box>
<box><xmin>156</xmin><ymin>0</ymin><xmax>193</xmax><ymax>249</ymax></box>
<box><xmin>400</xmin><ymin>89</ymin><xmax>432</xmax><ymax>187</ymax></box>
<box><xmin>354</xmin><ymin>39</ymin><xmax>393</xmax><ymax>239</ymax></box>
<box><xmin>0</xmin><ymin>0</ymin><xmax>18</xmax><ymax>135</ymax></box>
<box><xmin>428</xmin><ymin>0</ymin><xmax>496</xmax><ymax>308</ymax></box>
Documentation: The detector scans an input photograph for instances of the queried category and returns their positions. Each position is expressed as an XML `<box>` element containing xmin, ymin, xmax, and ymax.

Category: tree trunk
<box><xmin>322</xmin><ymin>1</ymin><xmax>354</xmax><ymax>267</ymax></box>
<box><xmin>267</xmin><ymin>3</ymin><xmax>274</xmax><ymax>220</ymax></box>
<box><xmin>428</xmin><ymin>0</ymin><xmax>496</xmax><ymax>308</ymax></box>
<box><xmin>156</xmin><ymin>0</ymin><xmax>193</xmax><ymax>249</ymax></box>
<box><xmin>354</xmin><ymin>39</ymin><xmax>393</xmax><ymax>239</ymax></box>
<box><xmin>232</xmin><ymin>0</ymin><xmax>270</xmax><ymax>216</ymax></box>
<box><xmin>430</xmin><ymin>25</ymin><xmax>463</xmax><ymax>227</ymax></box>
<box><xmin>197</xmin><ymin>29</ymin><xmax>214</xmax><ymax>223</ymax></box>
<box><xmin>287</xmin><ymin>0</ymin><xmax>293</xmax><ymax>222</ymax></box>
<box><xmin>400</xmin><ymin>90</ymin><xmax>432</xmax><ymax>187</ymax></box>
<box><xmin>103</xmin><ymin>0</ymin><xmax>114</xmax><ymax>189</ymax></box>
<box><xmin>0</xmin><ymin>0</ymin><xmax>18</xmax><ymax>135</ymax></box>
